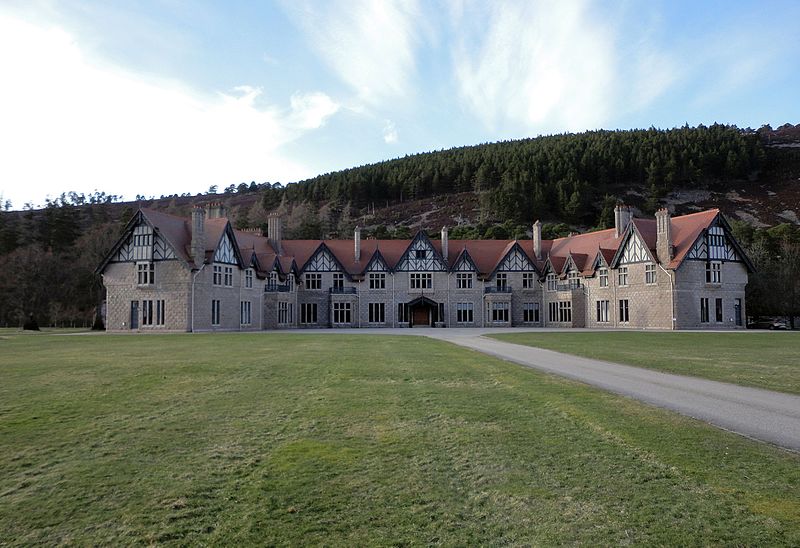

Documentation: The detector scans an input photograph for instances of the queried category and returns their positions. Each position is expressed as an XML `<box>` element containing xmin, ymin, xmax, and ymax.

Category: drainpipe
<box><xmin>657</xmin><ymin>261</ymin><xmax>676</xmax><ymax>330</ymax></box>
<box><xmin>190</xmin><ymin>263</ymin><xmax>206</xmax><ymax>333</ymax></box>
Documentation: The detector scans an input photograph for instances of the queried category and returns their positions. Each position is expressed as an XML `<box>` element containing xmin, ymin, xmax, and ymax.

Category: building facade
<box><xmin>96</xmin><ymin>205</ymin><xmax>753</xmax><ymax>332</ymax></box>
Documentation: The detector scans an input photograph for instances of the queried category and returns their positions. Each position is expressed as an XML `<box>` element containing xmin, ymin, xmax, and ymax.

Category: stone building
<box><xmin>96</xmin><ymin>204</ymin><xmax>753</xmax><ymax>331</ymax></box>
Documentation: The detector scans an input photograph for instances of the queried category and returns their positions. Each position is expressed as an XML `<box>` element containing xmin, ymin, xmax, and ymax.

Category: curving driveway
<box><xmin>424</xmin><ymin>328</ymin><xmax>800</xmax><ymax>453</ymax></box>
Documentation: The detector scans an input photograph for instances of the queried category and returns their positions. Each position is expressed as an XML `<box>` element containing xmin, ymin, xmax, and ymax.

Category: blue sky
<box><xmin>1</xmin><ymin>0</ymin><xmax>798</xmax><ymax>209</ymax></box>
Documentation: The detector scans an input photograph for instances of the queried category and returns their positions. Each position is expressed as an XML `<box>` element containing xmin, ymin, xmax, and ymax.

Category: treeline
<box><xmin>731</xmin><ymin>222</ymin><xmax>800</xmax><ymax>326</ymax></box>
<box><xmin>271</xmin><ymin>124</ymin><xmax>762</xmax><ymax>225</ymax></box>
<box><xmin>0</xmin><ymin>194</ymin><xmax>124</xmax><ymax>327</ymax></box>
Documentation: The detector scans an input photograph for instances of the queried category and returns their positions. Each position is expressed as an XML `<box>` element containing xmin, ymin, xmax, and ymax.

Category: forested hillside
<box><xmin>0</xmin><ymin>123</ymin><xmax>798</xmax><ymax>327</ymax></box>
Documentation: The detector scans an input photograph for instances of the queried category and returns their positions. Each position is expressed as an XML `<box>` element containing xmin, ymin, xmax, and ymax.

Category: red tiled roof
<box><xmin>133</xmin><ymin>207</ymin><xmax>724</xmax><ymax>277</ymax></box>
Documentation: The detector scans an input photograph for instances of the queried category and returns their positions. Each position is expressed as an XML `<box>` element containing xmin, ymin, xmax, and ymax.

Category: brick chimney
<box><xmin>532</xmin><ymin>220</ymin><xmax>542</xmax><ymax>260</ymax></box>
<box><xmin>441</xmin><ymin>226</ymin><xmax>449</xmax><ymax>262</ymax></box>
<box><xmin>655</xmin><ymin>208</ymin><xmax>673</xmax><ymax>264</ymax></box>
<box><xmin>206</xmin><ymin>202</ymin><xmax>226</xmax><ymax>219</ymax></box>
<box><xmin>267</xmin><ymin>212</ymin><xmax>283</xmax><ymax>255</ymax></box>
<box><xmin>191</xmin><ymin>206</ymin><xmax>206</xmax><ymax>267</ymax></box>
<box><xmin>354</xmin><ymin>225</ymin><xmax>361</xmax><ymax>262</ymax></box>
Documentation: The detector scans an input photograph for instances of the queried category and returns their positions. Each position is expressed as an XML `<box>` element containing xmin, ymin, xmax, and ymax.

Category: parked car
<box><xmin>747</xmin><ymin>318</ymin><xmax>789</xmax><ymax>330</ymax></box>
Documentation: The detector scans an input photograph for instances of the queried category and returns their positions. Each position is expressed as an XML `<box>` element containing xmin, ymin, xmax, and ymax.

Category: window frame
<box><xmin>618</xmin><ymin>266</ymin><xmax>628</xmax><ymax>287</ymax></box>
<box><xmin>619</xmin><ymin>299</ymin><xmax>630</xmax><ymax>323</ymax></box>
<box><xmin>137</xmin><ymin>262</ymin><xmax>155</xmax><ymax>286</ymax></box>
<box><xmin>456</xmin><ymin>272</ymin><xmax>473</xmax><ymax>289</ymax></box>
<box><xmin>645</xmin><ymin>263</ymin><xmax>656</xmax><ymax>285</ymax></box>
<box><xmin>369</xmin><ymin>272</ymin><xmax>386</xmax><ymax>290</ymax></box>
<box><xmin>599</xmin><ymin>268</ymin><xmax>609</xmax><ymax>288</ymax></box>
<box><xmin>304</xmin><ymin>273</ymin><xmax>322</xmax><ymax>290</ymax></box>
<box><xmin>409</xmin><ymin>272</ymin><xmax>433</xmax><ymax>290</ymax></box>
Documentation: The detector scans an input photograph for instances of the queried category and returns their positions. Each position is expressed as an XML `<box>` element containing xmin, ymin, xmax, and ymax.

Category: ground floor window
<box><xmin>619</xmin><ymin>299</ymin><xmax>630</xmax><ymax>323</ymax></box>
<box><xmin>523</xmin><ymin>302</ymin><xmax>540</xmax><ymax>323</ymax></box>
<box><xmin>488</xmin><ymin>301</ymin><xmax>509</xmax><ymax>323</ymax></box>
<box><xmin>278</xmin><ymin>302</ymin><xmax>293</xmax><ymax>325</ymax></box>
<box><xmin>558</xmin><ymin>301</ymin><xmax>572</xmax><ymax>323</ymax></box>
<box><xmin>240</xmin><ymin>301</ymin><xmax>251</xmax><ymax>326</ymax></box>
<box><xmin>596</xmin><ymin>300</ymin><xmax>609</xmax><ymax>323</ymax></box>
<box><xmin>700</xmin><ymin>297</ymin><xmax>709</xmax><ymax>323</ymax></box>
<box><xmin>368</xmin><ymin>302</ymin><xmax>385</xmax><ymax>323</ymax></box>
<box><xmin>141</xmin><ymin>299</ymin><xmax>165</xmax><ymax>326</ymax></box>
<box><xmin>548</xmin><ymin>302</ymin><xmax>557</xmax><ymax>322</ymax></box>
<box><xmin>300</xmin><ymin>303</ymin><xmax>317</xmax><ymax>324</ymax></box>
<box><xmin>397</xmin><ymin>303</ymin><xmax>409</xmax><ymax>323</ymax></box>
<box><xmin>211</xmin><ymin>299</ymin><xmax>221</xmax><ymax>326</ymax></box>
<box><xmin>457</xmin><ymin>302</ymin><xmax>474</xmax><ymax>323</ymax></box>
<box><xmin>715</xmin><ymin>298</ymin><xmax>723</xmax><ymax>323</ymax></box>
<box><xmin>333</xmin><ymin>302</ymin><xmax>351</xmax><ymax>324</ymax></box>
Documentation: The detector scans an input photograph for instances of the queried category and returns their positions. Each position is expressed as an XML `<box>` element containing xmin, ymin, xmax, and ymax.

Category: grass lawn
<box><xmin>488</xmin><ymin>331</ymin><xmax>800</xmax><ymax>395</ymax></box>
<box><xmin>1</xmin><ymin>332</ymin><xmax>799</xmax><ymax>545</ymax></box>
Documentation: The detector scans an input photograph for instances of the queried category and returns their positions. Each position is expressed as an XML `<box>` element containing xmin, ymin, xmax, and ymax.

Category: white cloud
<box><xmin>281</xmin><ymin>0</ymin><xmax>424</xmax><ymax>106</ymax></box>
<box><xmin>0</xmin><ymin>13</ymin><xmax>337</xmax><ymax>207</ymax></box>
<box><xmin>289</xmin><ymin>92</ymin><xmax>340</xmax><ymax>129</ymax></box>
<box><xmin>382</xmin><ymin>120</ymin><xmax>399</xmax><ymax>144</ymax></box>
<box><xmin>452</xmin><ymin>1</ymin><xmax>617</xmax><ymax>134</ymax></box>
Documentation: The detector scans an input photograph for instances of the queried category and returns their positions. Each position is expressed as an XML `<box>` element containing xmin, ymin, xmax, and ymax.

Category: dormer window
<box><xmin>599</xmin><ymin>268</ymin><xmax>609</xmax><ymax>288</ymax></box>
<box><xmin>546</xmin><ymin>273</ymin><xmax>557</xmax><ymax>291</ymax></box>
<box><xmin>567</xmin><ymin>271</ymin><xmax>579</xmax><ymax>289</ymax></box>
<box><xmin>244</xmin><ymin>268</ymin><xmax>253</xmax><ymax>289</ymax></box>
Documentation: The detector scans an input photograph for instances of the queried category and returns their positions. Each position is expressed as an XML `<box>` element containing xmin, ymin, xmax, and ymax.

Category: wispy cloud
<box><xmin>0</xmin><ymin>13</ymin><xmax>337</xmax><ymax>206</ymax></box>
<box><xmin>382</xmin><ymin>120</ymin><xmax>399</xmax><ymax>144</ymax></box>
<box><xmin>281</xmin><ymin>0</ymin><xmax>425</xmax><ymax>106</ymax></box>
<box><xmin>452</xmin><ymin>1</ymin><xmax>617</xmax><ymax>134</ymax></box>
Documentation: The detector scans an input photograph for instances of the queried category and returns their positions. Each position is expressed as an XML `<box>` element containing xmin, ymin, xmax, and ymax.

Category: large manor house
<box><xmin>97</xmin><ymin>204</ymin><xmax>754</xmax><ymax>331</ymax></box>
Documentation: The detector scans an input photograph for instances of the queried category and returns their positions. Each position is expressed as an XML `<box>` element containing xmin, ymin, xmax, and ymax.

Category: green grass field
<box><xmin>1</xmin><ymin>332</ymin><xmax>799</xmax><ymax>545</ymax></box>
<box><xmin>488</xmin><ymin>331</ymin><xmax>800</xmax><ymax>395</ymax></box>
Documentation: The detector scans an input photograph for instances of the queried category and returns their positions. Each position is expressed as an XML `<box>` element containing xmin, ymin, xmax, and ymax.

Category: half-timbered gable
<box><xmin>105</xmin><ymin>213</ymin><xmax>179</xmax><ymax>265</ymax></box>
<box><xmin>451</xmin><ymin>250</ymin><xmax>478</xmax><ymax>272</ymax></box>
<box><xmin>213</xmin><ymin>231</ymin><xmax>238</xmax><ymax>265</ymax></box>
<box><xmin>364</xmin><ymin>251</ymin><xmax>389</xmax><ymax>273</ymax></box>
<box><xmin>494</xmin><ymin>243</ymin><xmax>538</xmax><ymax>274</ymax></box>
<box><xmin>685</xmin><ymin>217</ymin><xmax>747</xmax><ymax>264</ymax></box>
<box><xmin>395</xmin><ymin>232</ymin><xmax>447</xmax><ymax>272</ymax></box>
<box><xmin>613</xmin><ymin>228</ymin><xmax>653</xmax><ymax>266</ymax></box>
<box><xmin>302</xmin><ymin>244</ymin><xmax>347</xmax><ymax>274</ymax></box>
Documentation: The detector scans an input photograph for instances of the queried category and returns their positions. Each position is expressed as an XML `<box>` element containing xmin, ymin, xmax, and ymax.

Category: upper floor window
<box><xmin>369</xmin><ymin>272</ymin><xmax>386</xmax><ymax>289</ymax></box>
<box><xmin>567</xmin><ymin>271</ymin><xmax>579</xmax><ymax>289</ymax></box>
<box><xmin>706</xmin><ymin>261</ymin><xmax>721</xmax><ymax>284</ymax></box>
<box><xmin>415</xmin><ymin>249</ymin><xmax>427</xmax><ymax>260</ymax></box>
<box><xmin>599</xmin><ymin>268</ymin><xmax>609</xmax><ymax>288</ymax></box>
<box><xmin>213</xmin><ymin>265</ymin><xmax>222</xmax><ymax>286</ymax></box>
<box><xmin>224</xmin><ymin>266</ymin><xmax>233</xmax><ymax>287</ymax></box>
<box><xmin>522</xmin><ymin>272</ymin><xmax>536</xmax><ymax>289</ymax></box>
<box><xmin>333</xmin><ymin>273</ymin><xmax>345</xmax><ymax>290</ymax></box>
<box><xmin>244</xmin><ymin>269</ymin><xmax>253</xmax><ymax>289</ymax></box>
<box><xmin>137</xmin><ymin>262</ymin><xmax>154</xmax><ymax>285</ymax></box>
<box><xmin>546</xmin><ymin>273</ymin><xmax>557</xmax><ymax>291</ymax></box>
<box><xmin>304</xmin><ymin>273</ymin><xmax>322</xmax><ymax>290</ymax></box>
<box><xmin>618</xmin><ymin>266</ymin><xmax>628</xmax><ymax>287</ymax></box>
<box><xmin>456</xmin><ymin>272</ymin><xmax>473</xmax><ymax>289</ymax></box>
<box><xmin>495</xmin><ymin>272</ymin><xmax>508</xmax><ymax>290</ymax></box>
<box><xmin>645</xmin><ymin>263</ymin><xmax>656</xmax><ymax>285</ymax></box>
<box><xmin>410</xmin><ymin>272</ymin><xmax>432</xmax><ymax>289</ymax></box>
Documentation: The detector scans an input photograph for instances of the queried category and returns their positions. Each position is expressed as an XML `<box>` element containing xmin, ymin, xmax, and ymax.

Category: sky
<box><xmin>1</xmin><ymin>0</ymin><xmax>799</xmax><ymax>210</ymax></box>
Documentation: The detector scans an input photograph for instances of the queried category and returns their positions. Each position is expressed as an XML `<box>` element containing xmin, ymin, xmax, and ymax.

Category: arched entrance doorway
<box><xmin>408</xmin><ymin>296</ymin><xmax>441</xmax><ymax>327</ymax></box>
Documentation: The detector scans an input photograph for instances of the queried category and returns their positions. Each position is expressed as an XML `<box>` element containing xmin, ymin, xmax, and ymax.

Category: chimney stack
<box><xmin>191</xmin><ymin>206</ymin><xmax>206</xmax><ymax>267</ymax></box>
<box><xmin>614</xmin><ymin>204</ymin><xmax>632</xmax><ymax>237</ymax></box>
<box><xmin>267</xmin><ymin>212</ymin><xmax>283</xmax><ymax>255</ymax></box>
<box><xmin>441</xmin><ymin>226</ymin><xmax>449</xmax><ymax>262</ymax></box>
<box><xmin>532</xmin><ymin>220</ymin><xmax>542</xmax><ymax>260</ymax></box>
<box><xmin>354</xmin><ymin>225</ymin><xmax>361</xmax><ymax>262</ymax></box>
<box><xmin>655</xmin><ymin>208</ymin><xmax>673</xmax><ymax>264</ymax></box>
<box><xmin>206</xmin><ymin>202</ymin><xmax>226</xmax><ymax>219</ymax></box>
